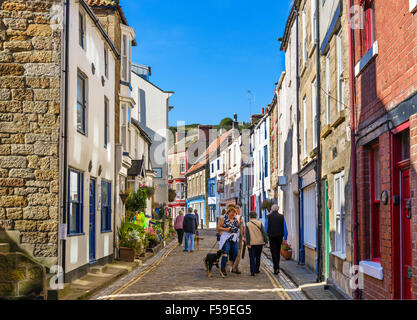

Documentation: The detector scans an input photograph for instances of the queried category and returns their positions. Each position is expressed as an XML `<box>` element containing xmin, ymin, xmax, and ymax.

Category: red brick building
<box><xmin>352</xmin><ymin>0</ymin><xmax>417</xmax><ymax>299</ymax></box>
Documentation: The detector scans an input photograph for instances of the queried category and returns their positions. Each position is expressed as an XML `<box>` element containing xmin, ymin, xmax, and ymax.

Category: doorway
<box><xmin>392</xmin><ymin>125</ymin><xmax>412</xmax><ymax>300</ymax></box>
<box><xmin>89</xmin><ymin>178</ymin><xmax>96</xmax><ymax>263</ymax></box>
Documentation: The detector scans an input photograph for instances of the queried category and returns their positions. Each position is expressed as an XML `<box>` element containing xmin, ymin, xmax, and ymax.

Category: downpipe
<box><xmin>315</xmin><ymin>0</ymin><xmax>323</xmax><ymax>283</ymax></box>
<box><xmin>347</xmin><ymin>0</ymin><xmax>360</xmax><ymax>300</ymax></box>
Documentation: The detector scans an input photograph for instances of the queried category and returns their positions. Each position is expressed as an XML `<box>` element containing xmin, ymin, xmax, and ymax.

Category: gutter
<box><xmin>315</xmin><ymin>0</ymin><xmax>323</xmax><ymax>283</ymax></box>
<box><xmin>59</xmin><ymin>0</ymin><xmax>71</xmax><ymax>282</ymax></box>
<box><xmin>347</xmin><ymin>0</ymin><xmax>360</xmax><ymax>300</ymax></box>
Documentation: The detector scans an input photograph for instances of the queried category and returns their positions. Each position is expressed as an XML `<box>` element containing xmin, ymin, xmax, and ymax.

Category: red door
<box><xmin>391</xmin><ymin>125</ymin><xmax>412</xmax><ymax>300</ymax></box>
<box><xmin>401</xmin><ymin>168</ymin><xmax>412</xmax><ymax>300</ymax></box>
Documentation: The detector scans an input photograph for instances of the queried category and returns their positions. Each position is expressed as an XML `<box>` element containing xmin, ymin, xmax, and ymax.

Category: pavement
<box><xmin>263</xmin><ymin>249</ymin><xmax>341</xmax><ymax>300</ymax></box>
<box><xmin>90</xmin><ymin>229</ymin><xmax>307</xmax><ymax>300</ymax></box>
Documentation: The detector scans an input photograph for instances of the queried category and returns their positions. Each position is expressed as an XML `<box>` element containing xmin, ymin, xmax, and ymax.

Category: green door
<box><xmin>325</xmin><ymin>180</ymin><xmax>330</xmax><ymax>279</ymax></box>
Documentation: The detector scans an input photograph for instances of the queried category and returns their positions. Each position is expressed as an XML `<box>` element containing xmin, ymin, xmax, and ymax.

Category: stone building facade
<box><xmin>0</xmin><ymin>0</ymin><xmax>62</xmax><ymax>269</ymax></box>
<box><xmin>319</xmin><ymin>0</ymin><xmax>352</xmax><ymax>297</ymax></box>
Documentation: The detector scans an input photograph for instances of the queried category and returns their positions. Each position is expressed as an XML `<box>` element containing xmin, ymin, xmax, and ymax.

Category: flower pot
<box><xmin>119</xmin><ymin>247</ymin><xmax>136</xmax><ymax>262</ymax></box>
<box><xmin>281</xmin><ymin>248</ymin><xmax>292</xmax><ymax>260</ymax></box>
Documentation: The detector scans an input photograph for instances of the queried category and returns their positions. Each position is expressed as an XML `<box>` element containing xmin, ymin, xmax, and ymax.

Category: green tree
<box><xmin>219</xmin><ymin>117</ymin><xmax>233</xmax><ymax>129</ymax></box>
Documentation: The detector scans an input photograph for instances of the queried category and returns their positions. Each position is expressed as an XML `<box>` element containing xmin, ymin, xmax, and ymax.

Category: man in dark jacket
<box><xmin>183</xmin><ymin>208</ymin><xmax>198</xmax><ymax>252</ymax></box>
<box><xmin>267</xmin><ymin>204</ymin><xmax>284</xmax><ymax>274</ymax></box>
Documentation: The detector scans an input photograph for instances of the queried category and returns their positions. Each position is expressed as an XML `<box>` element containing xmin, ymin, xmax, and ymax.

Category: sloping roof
<box><xmin>131</xmin><ymin>119</ymin><xmax>152</xmax><ymax>145</ymax></box>
<box><xmin>168</xmin><ymin>134</ymin><xmax>198</xmax><ymax>155</ymax></box>
<box><xmin>127</xmin><ymin>159</ymin><xmax>144</xmax><ymax>177</ymax></box>
<box><xmin>86</xmin><ymin>0</ymin><xmax>134</xmax><ymax>44</ymax></box>
<box><xmin>186</xmin><ymin>130</ymin><xmax>232</xmax><ymax>176</ymax></box>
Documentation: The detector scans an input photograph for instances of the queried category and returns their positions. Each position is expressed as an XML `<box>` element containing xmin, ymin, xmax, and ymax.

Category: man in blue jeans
<box><xmin>183</xmin><ymin>207</ymin><xmax>198</xmax><ymax>252</ymax></box>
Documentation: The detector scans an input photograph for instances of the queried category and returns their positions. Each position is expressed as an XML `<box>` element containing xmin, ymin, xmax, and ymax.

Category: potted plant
<box><xmin>118</xmin><ymin>220</ymin><xmax>142</xmax><ymax>262</ymax></box>
<box><xmin>281</xmin><ymin>241</ymin><xmax>293</xmax><ymax>260</ymax></box>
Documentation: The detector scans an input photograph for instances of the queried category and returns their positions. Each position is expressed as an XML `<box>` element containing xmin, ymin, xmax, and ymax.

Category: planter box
<box><xmin>119</xmin><ymin>247</ymin><xmax>136</xmax><ymax>262</ymax></box>
<box><xmin>281</xmin><ymin>249</ymin><xmax>293</xmax><ymax>260</ymax></box>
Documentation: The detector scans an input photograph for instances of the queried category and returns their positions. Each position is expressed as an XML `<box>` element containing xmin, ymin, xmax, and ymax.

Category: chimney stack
<box><xmin>233</xmin><ymin>114</ymin><xmax>238</xmax><ymax>129</ymax></box>
<box><xmin>261</xmin><ymin>108</ymin><xmax>265</xmax><ymax>115</ymax></box>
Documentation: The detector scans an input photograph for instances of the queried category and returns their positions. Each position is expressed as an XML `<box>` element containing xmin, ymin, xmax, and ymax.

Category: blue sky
<box><xmin>122</xmin><ymin>0</ymin><xmax>293</xmax><ymax>127</ymax></box>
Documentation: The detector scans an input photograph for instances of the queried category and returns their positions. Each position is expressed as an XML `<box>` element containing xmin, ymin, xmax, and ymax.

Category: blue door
<box><xmin>89</xmin><ymin>179</ymin><xmax>96</xmax><ymax>262</ymax></box>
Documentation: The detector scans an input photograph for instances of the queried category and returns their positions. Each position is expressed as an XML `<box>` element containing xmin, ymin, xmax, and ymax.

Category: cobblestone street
<box><xmin>91</xmin><ymin>230</ymin><xmax>307</xmax><ymax>300</ymax></box>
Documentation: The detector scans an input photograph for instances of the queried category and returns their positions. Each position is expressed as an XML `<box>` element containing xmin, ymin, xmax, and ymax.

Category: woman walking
<box><xmin>217</xmin><ymin>206</ymin><xmax>241</xmax><ymax>275</ymax></box>
<box><xmin>174</xmin><ymin>211</ymin><xmax>185</xmax><ymax>245</ymax></box>
<box><xmin>245</xmin><ymin>212</ymin><xmax>268</xmax><ymax>276</ymax></box>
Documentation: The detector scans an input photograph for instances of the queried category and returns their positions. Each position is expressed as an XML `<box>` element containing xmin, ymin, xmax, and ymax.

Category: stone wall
<box><xmin>0</xmin><ymin>0</ymin><xmax>62</xmax><ymax>268</ymax></box>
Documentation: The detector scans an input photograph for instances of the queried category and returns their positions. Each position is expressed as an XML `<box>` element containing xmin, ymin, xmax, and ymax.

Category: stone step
<box><xmin>0</xmin><ymin>243</ymin><xmax>10</xmax><ymax>253</ymax></box>
<box><xmin>89</xmin><ymin>265</ymin><xmax>108</xmax><ymax>274</ymax></box>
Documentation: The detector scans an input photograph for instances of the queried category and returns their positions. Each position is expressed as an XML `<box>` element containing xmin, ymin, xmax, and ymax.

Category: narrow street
<box><xmin>91</xmin><ymin>230</ymin><xmax>307</xmax><ymax>300</ymax></box>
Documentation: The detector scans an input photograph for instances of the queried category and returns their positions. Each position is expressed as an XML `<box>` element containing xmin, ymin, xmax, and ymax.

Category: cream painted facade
<box><xmin>131</xmin><ymin>66</ymin><xmax>174</xmax><ymax>206</ymax></box>
<box><xmin>65</xmin><ymin>0</ymin><xmax>117</xmax><ymax>275</ymax></box>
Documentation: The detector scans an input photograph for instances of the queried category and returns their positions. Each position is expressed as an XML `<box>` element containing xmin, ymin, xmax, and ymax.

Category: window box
<box><xmin>359</xmin><ymin>260</ymin><xmax>383</xmax><ymax>280</ymax></box>
<box><xmin>355</xmin><ymin>41</ymin><xmax>378</xmax><ymax>77</ymax></box>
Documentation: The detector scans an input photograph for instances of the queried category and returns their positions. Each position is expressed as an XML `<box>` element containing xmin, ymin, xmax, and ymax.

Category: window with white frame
<box><xmin>77</xmin><ymin>72</ymin><xmax>87</xmax><ymax>134</ymax></box>
<box><xmin>326</xmin><ymin>51</ymin><xmax>331</xmax><ymax>125</ymax></box>
<box><xmin>334</xmin><ymin>171</ymin><xmax>346</xmax><ymax>255</ymax></box>
<box><xmin>311</xmin><ymin>0</ymin><xmax>317</xmax><ymax>45</ymax></box>
<box><xmin>180</xmin><ymin>159</ymin><xmax>185</xmax><ymax>173</ymax></box>
<box><xmin>303</xmin><ymin>97</ymin><xmax>307</xmax><ymax>158</ymax></box>
<box><xmin>336</xmin><ymin>29</ymin><xmax>345</xmax><ymax>111</ymax></box>
<box><xmin>303</xmin><ymin>184</ymin><xmax>317</xmax><ymax>247</ymax></box>
<box><xmin>68</xmin><ymin>169</ymin><xmax>83</xmax><ymax>234</ymax></box>
<box><xmin>302</xmin><ymin>7</ymin><xmax>307</xmax><ymax>62</ymax></box>
<box><xmin>121</xmin><ymin>104</ymin><xmax>127</xmax><ymax>152</ymax></box>
<box><xmin>312</xmin><ymin>77</ymin><xmax>317</xmax><ymax>149</ymax></box>
<box><xmin>121</xmin><ymin>34</ymin><xmax>131</xmax><ymax>82</ymax></box>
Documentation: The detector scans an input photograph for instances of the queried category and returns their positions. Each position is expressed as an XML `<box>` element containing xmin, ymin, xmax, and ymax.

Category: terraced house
<box><xmin>319</xmin><ymin>0</ymin><xmax>352</xmax><ymax>297</ymax></box>
<box><xmin>0</xmin><ymin>0</ymin><xmax>122</xmax><ymax>294</ymax></box>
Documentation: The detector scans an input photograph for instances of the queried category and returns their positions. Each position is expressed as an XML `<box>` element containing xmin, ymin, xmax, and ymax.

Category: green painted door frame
<box><xmin>325</xmin><ymin>180</ymin><xmax>330</xmax><ymax>280</ymax></box>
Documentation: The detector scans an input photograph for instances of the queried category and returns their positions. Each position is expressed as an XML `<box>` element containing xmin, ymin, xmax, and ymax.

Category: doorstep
<box><xmin>263</xmin><ymin>249</ymin><xmax>341</xmax><ymax>300</ymax></box>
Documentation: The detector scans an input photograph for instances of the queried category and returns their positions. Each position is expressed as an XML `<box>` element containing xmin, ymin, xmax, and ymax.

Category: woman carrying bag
<box><xmin>245</xmin><ymin>211</ymin><xmax>268</xmax><ymax>276</ymax></box>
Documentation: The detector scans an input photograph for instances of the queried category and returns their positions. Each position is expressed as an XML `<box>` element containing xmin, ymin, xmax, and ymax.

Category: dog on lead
<box><xmin>203</xmin><ymin>250</ymin><xmax>225</xmax><ymax>278</ymax></box>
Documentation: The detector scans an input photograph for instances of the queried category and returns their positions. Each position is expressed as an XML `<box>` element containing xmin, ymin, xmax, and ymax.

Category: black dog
<box><xmin>203</xmin><ymin>250</ymin><xmax>225</xmax><ymax>278</ymax></box>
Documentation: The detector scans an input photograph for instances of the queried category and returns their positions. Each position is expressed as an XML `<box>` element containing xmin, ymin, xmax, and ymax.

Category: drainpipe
<box><xmin>315</xmin><ymin>0</ymin><xmax>323</xmax><ymax>283</ymax></box>
<box><xmin>348</xmin><ymin>0</ymin><xmax>360</xmax><ymax>300</ymax></box>
<box><xmin>60</xmin><ymin>0</ymin><xmax>70</xmax><ymax>282</ymax></box>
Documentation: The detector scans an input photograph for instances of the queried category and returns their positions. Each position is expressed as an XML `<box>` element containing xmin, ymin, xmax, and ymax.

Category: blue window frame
<box><xmin>68</xmin><ymin>169</ymin><xmax>84</xmax><ymax>235</ymax></box>
<box><xmin>211</xmin><ymin>163</ymin><xmax>214</xmax><ymax>173</ymax></box>
<box><xmin>101</xmin><ymin>181</ymin><xmax>112</xmax><ymax>232</ymax></box>
<box><xmin>264</xmin><ymin>122</ymin><xmax>267</xmax><ymax>140</ymax></box>
<box><xmin>264</xmin><ymin>145</ymin><xmax>268</xmax><ymax>178</ymax></box>
<box><xmin>217</xmin><ymin>159</ymin><xmax>220</xmax><ymax>170</ymax></box>
<box><xmin>77</xmin><ymin>72</ymin><xmax>87</xmax><ymax>134</ymax></box>
<box><xmin>104</xmin><ymin>97</ymin><xmax>109</xmax><ymax>148</ymax></box>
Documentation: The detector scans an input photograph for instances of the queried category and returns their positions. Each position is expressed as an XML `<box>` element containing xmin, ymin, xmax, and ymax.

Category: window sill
<box><xmin>304</xmin><ymin>243</ymin><xmax>316</xmax><ymax>250</ymax></box>
<box><xmin>300</xmin><ymin>63</ymin><xmax>307</xmax><ymax>77</ymax></box>
<box><xmin>355</xmin><ymin>41</ymin><xmax>378</xmax><ymax>77</ymax></box>
<box><xmin>67</xmin><ymin>233</ymin><xmax>85</xmax><ymax>237</ymax></box>
<box><xmin>301</xmin><ymin>157</ymin><xmax>309</xmax><ymax>166</ymax></box>
<box><xmin>331</xmin><ymin>251</ymin><xmax>346</xmax><ymax>261</ymax></box>
<box><xmin>308</xmin><ymin>42</ymin><xmax>317</xmax><ymax>58</ymax></box>
<box><xmin>320</xmin><ymin>125</ymin><xmax>332</xmax><ymax>138</ymax></box>
<box><xmin>331</xmin><ymin>110</ymin><xmax>346</xmax><ymax>129</ymax></box>
<box><xmin>309</xmin><ymin>147</ymin><xmax>318</xmax><ymax>158</ymax></box>
<box><xmin>359</xmin><ymin>260</ymin><xmax>384</xmax><ymax>280</ymax></box>
<box><xmin>77</xmin><ymin>129</ymin><xmax>87</xmax><ymax>136</ymax></box>
<box><xmin>101</xmin><ymin>230</ymin><xmax>112</xmax><ymax>234</ymax></box>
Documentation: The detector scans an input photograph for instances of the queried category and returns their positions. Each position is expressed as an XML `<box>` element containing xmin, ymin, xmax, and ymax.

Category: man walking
<box><xmin>267</xmin><ymin>204</ymin><xmax>285</xmax><ymax>274</ymax></box>
<box><xmin>183</xmin><ymin>207</ymin><xmax>198</xmax><ymax>252</ymax></box>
